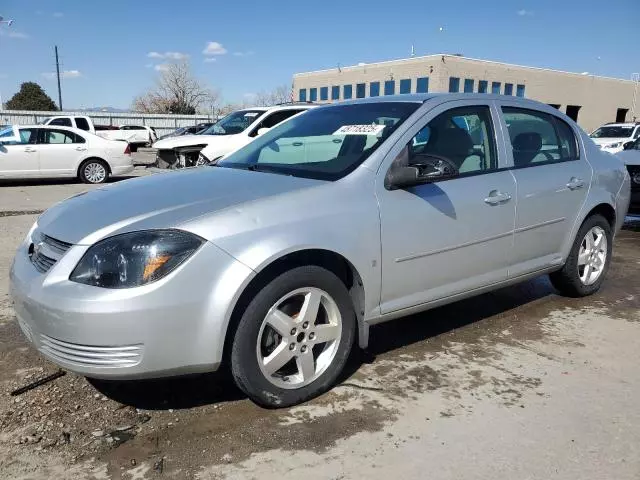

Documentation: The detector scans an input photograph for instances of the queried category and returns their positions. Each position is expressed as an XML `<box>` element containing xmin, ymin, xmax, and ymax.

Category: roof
<box><xmin>294</xmin><ymin>53</ymin><xmax>637</xmax><ymax>85</ymax></box>
<box><xmin>236</xmin><ymin>104</ymin><xmax>316</xmax><ymax>113</ymax></box>
<box><xmin>316</xmin><ymin>92</ymin><xmax>548</xmax><ymax>108</ymax></box>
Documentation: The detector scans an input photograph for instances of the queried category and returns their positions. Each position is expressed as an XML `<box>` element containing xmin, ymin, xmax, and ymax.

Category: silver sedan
<box><xmin>10</xmin><ymin>94</ymin><xmax>631</xmax><ymax>407</ymax></box>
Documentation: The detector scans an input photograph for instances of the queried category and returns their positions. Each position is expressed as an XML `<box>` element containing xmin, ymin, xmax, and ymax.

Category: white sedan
<box><xmin>0</xmin><ymin>125</ymin><xmax>134</xmax><ymax>184</ymax></box>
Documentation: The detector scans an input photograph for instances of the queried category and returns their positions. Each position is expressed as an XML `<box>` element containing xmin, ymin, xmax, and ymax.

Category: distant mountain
<box><xmin>77</xmin><ymin>107</ymin><xmax>130</xmax><ymax>113</ymax></box>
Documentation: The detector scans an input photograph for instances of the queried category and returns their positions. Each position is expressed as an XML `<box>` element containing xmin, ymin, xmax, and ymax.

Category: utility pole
<box><xmin>55</xmin><ymin>45</ymin><xmax>62</xmax><ymax>111</ymax></box>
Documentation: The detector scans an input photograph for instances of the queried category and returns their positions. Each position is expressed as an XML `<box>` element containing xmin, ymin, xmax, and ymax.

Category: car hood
<box><xmin>36</xmin><ymin>167</ymin><xmax>322</xmax><ymax>245</ymax></box>
<box><xmin>153</xmin><ymin>134</ymin><xmax>236</xmax><ymax>150</ymax></box>
<box><xmin>591</xmin><ymin>137</ymin><xmax>628</xmax><ymax>146</ymax></box>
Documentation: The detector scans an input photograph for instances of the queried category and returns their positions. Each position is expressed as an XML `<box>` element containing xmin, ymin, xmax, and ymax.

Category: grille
<box><xmin>29</xmin><ymin>231</ymin><xmax>72</xmax><ymax>274</ymax></box>
<box><xmin>31</xmin><ymin>252</ymin><xmax>56</xmax><ymax>273</ymax></box>
<box><xmin>40</xmin><ymin>335</ymin><xmax>142</xmax><ymax>368</ymax></box>
<box><xmin>627</xmin><ymin>165</ymin><xmax>640</xmax><ymax>192</ymax></box>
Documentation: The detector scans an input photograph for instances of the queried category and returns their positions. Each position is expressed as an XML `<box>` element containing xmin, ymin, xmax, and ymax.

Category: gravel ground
<box><xmin>0</xmin><ymin>172</ymin><xmax>639</xmax><ymax>479</ymax></box>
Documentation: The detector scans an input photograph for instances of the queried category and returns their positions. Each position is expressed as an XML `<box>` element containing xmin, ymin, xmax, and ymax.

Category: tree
<box><xmin>132</xmin><ymin>61</ymin><xmax>219</xmax><ymax>114</ymax></box>
<box><xmin>6</xmin><ymin>82</ymin><xmax>58</xmax><ymax>111</ymax></box>
<box><xmin>251</xmin><ymin>85</ymin><xmax>292</xmax><ymax>106</ymax></box>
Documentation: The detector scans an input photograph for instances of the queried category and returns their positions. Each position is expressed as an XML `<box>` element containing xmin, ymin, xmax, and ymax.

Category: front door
<box><xmin>0</xmin><ymin>128</ymin><xmax>40</xmax><ymax>178</ymax></box>
<box><xmin>38</xmin><ymin>128</ymin><xmax>87</xmax><ymax>176</ymax></box>
<box><xmin>497</xmin><ymin>105</ymin><xmax>592</xmax><ymax>276</ymax></box>
<box><xmin>377</xmin><ymin>102</ymin><xmax>516</xmax><ymax>313</ymax></box>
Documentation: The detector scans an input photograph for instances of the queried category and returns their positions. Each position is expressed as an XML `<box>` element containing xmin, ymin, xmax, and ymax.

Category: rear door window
<box><xmin>75</xmin><ymin>117</ymin><xmax>91</xmax><ymax>131</ymax></box>
<box><xmin>42</xmin><ymin>129</ymin><xmax>80</xmax><ymax>144</ymax></box>
<box><xmin>502</xmin><ymin>107</ymin><xmax>578</xmax><ymax>167</ymax></box>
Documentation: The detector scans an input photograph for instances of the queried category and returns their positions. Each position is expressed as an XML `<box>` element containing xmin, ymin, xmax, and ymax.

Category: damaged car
<box><xmin>153</xmin><ymin>104</ymin><xmax>314</xmax><ymax>169</ymax></box>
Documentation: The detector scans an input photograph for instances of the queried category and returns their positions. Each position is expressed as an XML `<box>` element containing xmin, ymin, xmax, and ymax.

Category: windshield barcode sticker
<box><xmin>333</xmin><ymin>124</ymin><xmax>385</xmax><ymax>136</ymax></box>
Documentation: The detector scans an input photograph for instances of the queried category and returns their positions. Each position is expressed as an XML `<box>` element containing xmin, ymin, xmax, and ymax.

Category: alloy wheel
<box><xmin>578</xmin><ymin>226</ymin><xmax>607</xmax><ymax>286</ymax></box>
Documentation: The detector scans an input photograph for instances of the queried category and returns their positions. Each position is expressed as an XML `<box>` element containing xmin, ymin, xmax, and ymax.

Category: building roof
<box><xmin>294</xmin><ymin>54</ymin><xmax>637</xmax><ymax>85</ymax></box>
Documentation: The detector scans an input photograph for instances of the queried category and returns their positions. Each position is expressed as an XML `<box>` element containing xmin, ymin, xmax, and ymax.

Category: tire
<box><xmin>230</xmin><ymin>266</ymin><xmax>356</xmax><ymax>408</ymax></box>
<box><xmin>549</xmin><ymin>214</ymin><xmax>613</xmax><ymax>297</ymax></box>
<box><xmin>79</xmin><ymin>159</ymin><xmax>109</xmax><ymax>184</ymax></box>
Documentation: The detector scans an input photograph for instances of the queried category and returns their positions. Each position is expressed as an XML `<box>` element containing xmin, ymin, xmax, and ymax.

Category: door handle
<box><xmin>24</xmin><ymin>147</ymin><xmax>37</xmax><ymax>153</ymax></box>
<box><xmin>484</xmin><ymin>190</ymin><xmax>512</xmax><ymax>205</ymax></box>
<box><xmin>292</xmin><ymin>142</ymin><xmax>303</xmax><ymax>147</ymax></box>
<box><xmin>75</xmin><ymin>146</ymin><xmax>87</xmax><ymax>151</ymax></box>
<box><xmin>566</xmin><ymin>177</ymin><xmax>585</xmax><ymax>190</ymax></box>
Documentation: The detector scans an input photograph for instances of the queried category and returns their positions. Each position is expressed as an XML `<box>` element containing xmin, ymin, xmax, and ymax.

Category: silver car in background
<box><xmin>10</xmin><ymin>94</ymin><xmax>630</xmax><ymax>407</ymax></box>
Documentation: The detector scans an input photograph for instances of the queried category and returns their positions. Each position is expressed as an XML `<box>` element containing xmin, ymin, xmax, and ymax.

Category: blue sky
<box><xmin>0</xmin><ymin>0</ymin><xmax>637</xmax><ymax>109</ymax></box>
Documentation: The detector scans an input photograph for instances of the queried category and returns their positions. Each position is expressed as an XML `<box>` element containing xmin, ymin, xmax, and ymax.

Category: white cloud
<box><xmin>517</xmin><ymin>9</ymin><xmax>533</xmax><ymax>16</ymax></box>
<box><xmin>0</xmin><ymin>29</ymin><xmax>29</xmax><ymax>39</ymax></box>
<box><xmin>233</xmin><ymin>50</ymin><xmax>255</xmax><ymax>57</ymax></box>
<box><xmin>154</xmin><ymin>63</ymin><xmax>170</xmax><ymax>72</ymax></box>
<box><xmin>202</xmin><ymin>41</ymin><xmax>227</xmax><ymax>56</ymax></box>
<box><xmin>42</xmin><ymin>70</ymin><xmax>82</xmax><ymax>80</ymax></box>
<box><xmin>203</xmin><ymin>57</ymin><xmax>217</xmax><ymax>63</ymax></box>
<box><xmin>53</xmin><ymin>12</ymin><xmax>64</xmax><ymax>18</ymax></box>
<box><xmin>147</xmin><ymin>51</ymin><xmax>189</xmax><ymax>60</ymax></box>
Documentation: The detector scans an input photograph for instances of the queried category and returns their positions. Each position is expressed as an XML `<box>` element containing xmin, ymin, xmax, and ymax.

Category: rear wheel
<box><xmin>230</xmin><ymin>266</ymin><xmax>356</xmax><ymax>407</ymax></box>
<box><xmin>549</xmin><ymin>214</ymin><xmax>612</xmax><ymax>297</ymax></box>
<box><xmin>79</xmin><ymin>159</ymin><xmax>109</xmax><ymax>184</ymax></box>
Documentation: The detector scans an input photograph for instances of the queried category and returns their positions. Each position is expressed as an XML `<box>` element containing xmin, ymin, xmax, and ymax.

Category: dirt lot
<box><xmin>1</xmin><ymin>170</ymin><xmax>639</xmax><ymax>479</ymax></box>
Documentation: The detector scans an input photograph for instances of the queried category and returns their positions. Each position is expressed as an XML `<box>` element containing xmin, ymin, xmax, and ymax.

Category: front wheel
<box><xmin>79</xmin><ymin>159</ymin><xmax>109</xmax><ymax>184</ymax></box>
<box><xmin>230</xmin><ymin>266</ymin><xmax>356</xmax><ymax>407</ymax></box>
<box><xmin>549</xmin><ymin>214</ymin><xmax>612</xmax><ymax>297</ymax></box>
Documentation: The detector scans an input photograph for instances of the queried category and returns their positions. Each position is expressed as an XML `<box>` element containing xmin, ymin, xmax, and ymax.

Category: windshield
<box><xmin>218</xmin><ymin>102</ymin><xmax>421</xmax><ymax>181</ymax></box>
<box><xmin>590</xmin><ymin>126</ymin><xmax>634</xmax><ymax>138</ymax></box>
<box><xmin>38</xmin><ymin>117</ymin><xmax>51</xmax><ymax>125</ymax></box>
<box><xmin>200</xmin><ymin>110</ymin><xmax>265</xmax><ymax>135</ymax></box>
<box><xmin>0</xmin><ymin>126</ymin><xmax>14</xmax><ymax>137</ymax></box>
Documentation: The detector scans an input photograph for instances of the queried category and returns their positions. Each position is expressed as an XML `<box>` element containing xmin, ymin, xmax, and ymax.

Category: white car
<box><xmin>41</xmin><ymin>116</ymin><xmax>157</xmax><ymax>148</ymax></box>
<box><xmin>589</xmin><ymin>122</ymin><xmax>640</xmax><ymax>153</ymax></box>
<box><xmin>153</xmin><ymin>104</ymin><xmax>314</xmax><ymax>169</ymax></box>
<box><xmin>0</xmin><ymin>125</ymin><xmax>134</xmax><ymax>184</ymax></box>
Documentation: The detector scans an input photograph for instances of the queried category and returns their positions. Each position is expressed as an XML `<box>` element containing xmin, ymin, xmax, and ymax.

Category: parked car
<box><xmin>153</xmin><ymin>105</ymin><xmax>314</xmax><ymax>169</ymax></box>
<box><xmin>589</xmin><ymin>122</ymin><xmax>640</xmax><ymax>153</ymax></box>
<box><xmin>40</xmin><ymin>116</ymin><xmax>157</xmax><ymax>149</ymax></box>
<box><xmin>9</xmin><ymin>94</ymin><xmax>630</xmax><ymax>408</ymax></box>
<box><xmin>0</xmin><ymin>125</ymin><xmax>134</xmax><ymax>183</ymax></box>
<box><xmin>156</xmin><ymin>123</ymin><xmax>216</xmax><ymax>141</ymax></box>
<box><xmin>616</xmin><ymin>137</ymin><xmax>640</xmax><ymax>215</ymax></box>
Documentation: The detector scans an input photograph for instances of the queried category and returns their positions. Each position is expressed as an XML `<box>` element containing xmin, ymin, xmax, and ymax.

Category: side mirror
<box><xmin>385</xmin><ymin>154</ymin><xmax>459</xmax><ymax>190</ymax></box>
<box><xmin>257</xmin><ymin>127</ymin><xmax>270</xmax><ymax>136</ymax></box>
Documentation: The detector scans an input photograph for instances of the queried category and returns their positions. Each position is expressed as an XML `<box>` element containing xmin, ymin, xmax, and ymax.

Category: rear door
<box><xmin>0</xmin><ymin>128</ymin><xmax>40</xmax><ymax>178</ymax></box>
<box><xmin>497</xmin><ymin>103</ymin><xmax>591</xmax><ymax>276</ymax></box>
<box><xmin>38</xmin><ymin>128</ymin><xmax>87</xmax><ymax>176</ymax></box>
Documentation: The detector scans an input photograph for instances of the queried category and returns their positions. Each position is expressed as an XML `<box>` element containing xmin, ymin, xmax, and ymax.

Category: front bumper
<box><xmin>9</xmin><ymin>232</ymin><xmax>254</xmax><ymax>379</ymax></box>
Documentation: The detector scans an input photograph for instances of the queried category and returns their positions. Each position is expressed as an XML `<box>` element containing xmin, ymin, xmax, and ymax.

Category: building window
<box><xmin>463</xmin><ymin>79</ymin><xmax>474</xmax><ymax>93</ymax></box>
<box><xmin>356</xmin><ymin>83</ymin><xmax>366</xmax><ymax>98</ymax></box>
<box><xmin>504</xmin><ymin>83</ymin><xmax>513</xmax><ymax>96</ymax></box>
<box><xmin>516</xmin><ymin>84</ymin><xmax>526</xmax><ymax>97</ymax></box>
<box><xmin>310</xmin><ymin>88</ymin><xmax>318</xmax><ymax>102</ymax></box>
<box><xmin>491</xmin><ymin>82</ymin><xmax>501</xmax><ymax>94</ymax></box>
<box><xmin>343</xmin><ymin>85</ymin><xmax>353</xmax><ymax>100</ymax></box>
<box><xmin>449</xmin><ymin>77</ymin><xmax>460</xmax><ymax>92</ymax></box>
<box><xmin>384</xmin><ymin>80</ymin><xmax>395</xmax><ymax>95</ymax></box>
<box><xmin>331</xmin><ymin>86</ymin><xmax>340</xmax><ymax>101</ymax></box>
<box><xmin>299</xmin><ymin>89</ymin><xmax>307</xmax><ymax>102</ymax></box>
<box><xmin>400</xmin><ymin>79</ymin><xmax>411</xmax><ymax>94</ymax></box>
<box><xmin>416</xmin><ymin>77</ymin><xmax>429</xmax><ymax>93</ymax></box>
<box><xmin>478</xmin><ymin>80</ymin><xmax>488</xmax><ymax>93</ymax></box>
<box><xmin>320</xmin><ymin>87</ymin><xmax>328</xmax><ymax>101</ymax></box>
<box><xmin>370</xmin><ymin>82</ymin><xmax>380</xmax><ymax>97</ymax></box>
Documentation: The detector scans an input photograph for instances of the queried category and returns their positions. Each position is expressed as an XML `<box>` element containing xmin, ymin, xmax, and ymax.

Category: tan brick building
<box><xmin>293</xmin><ymin>54</ymin><xmax>639</xmax><ymax>132</ymax></box>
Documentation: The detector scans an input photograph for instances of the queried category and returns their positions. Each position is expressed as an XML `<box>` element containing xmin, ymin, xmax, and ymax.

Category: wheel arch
<box><xmin>222</xmin><ymin>248</ymin><xmax>367</xmax><ymax>366</ymax></box>
<box><xmin>77</xmin><ymin>156</ymin><xmax>111</xmax><ymax>177</ymax></box>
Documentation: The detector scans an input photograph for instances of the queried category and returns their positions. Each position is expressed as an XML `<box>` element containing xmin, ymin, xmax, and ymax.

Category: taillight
<box><xmin>124</xmin><ymin>143</ymin><xmax>131</xmax><ymax>155</ymax></box>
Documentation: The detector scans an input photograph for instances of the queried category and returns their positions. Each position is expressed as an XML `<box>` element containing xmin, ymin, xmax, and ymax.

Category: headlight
<box><xmin>605</xmin><ymin>142</ymin><xmax>622</xmax><ymax>149</ymax></box>
<box><xmin>70</xmin><ymin>230</ymin><xmax>204</xmax><ymax>288</ymax></box>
